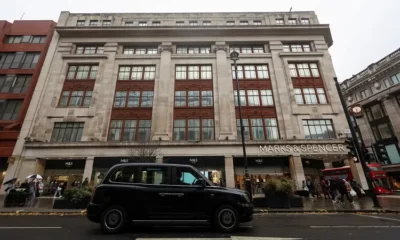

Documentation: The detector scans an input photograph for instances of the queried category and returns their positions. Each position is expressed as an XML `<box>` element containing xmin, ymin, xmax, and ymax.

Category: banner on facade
<box><xmin>259</xmin><ymin>144</ymin><xmax>346</xmax><ymax>154</ymax></box>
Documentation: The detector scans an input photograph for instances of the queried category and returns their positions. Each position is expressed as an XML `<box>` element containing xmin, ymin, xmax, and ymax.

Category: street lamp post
<box><xmin>230</xmin><ymin>50</ymin><xmax>252</xmax><ymax>199</ymax></box>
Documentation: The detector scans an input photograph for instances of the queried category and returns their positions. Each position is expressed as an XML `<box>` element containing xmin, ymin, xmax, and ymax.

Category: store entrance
<box><xmin>42</xmin><ymin>159</ymin><xmax>85</xmax><ymax>196</ymax></box>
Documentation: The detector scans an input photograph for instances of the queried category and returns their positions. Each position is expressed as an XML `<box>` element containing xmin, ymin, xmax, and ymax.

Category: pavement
<box><xmin>1</xmin><ymin>195</ymin><xmax>400</xmax><ymax>214</ymax></box>
<box><xmin>0</xmin><ymin>213</ymin><xmax>399</xmax><ymax>239</ymax></box>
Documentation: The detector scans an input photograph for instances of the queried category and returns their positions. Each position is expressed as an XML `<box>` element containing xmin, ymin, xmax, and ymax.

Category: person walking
<box><xmin>81</xmin><ymin>178</ymin><xmax>89</xmax><ymax>188</ymax></box>
<box><xmin>306</xmin><ymin>177</ymin><xmax>315</xmax><ymax>198</ymax></box>
<box><xmin>27</xmin><ymin>179</ymin><xmax>37</xmax><ymax>207</ymax></box>
<box><xmin>350</xmin><ymin>179</ymin><xmax>363</xmax><ymax>198</ymax></box>
<box><xmin>321</xmin><ymin>179</ymin><xmax>329</xmax><ymax>199</ymax></box>
<box><xmin>314</xmin><ymin>179</ymin><xmax>322</xmax><ymax>198</ymax></box>
<box><xmin>329</xmin><ymin>179</ymin><xmax>339</xmax><ymax>203</ymax></box>
<box><xmin>338</xmin><ymin>178</ymin><xmax>354</xmax><ymax>204</ymax></box>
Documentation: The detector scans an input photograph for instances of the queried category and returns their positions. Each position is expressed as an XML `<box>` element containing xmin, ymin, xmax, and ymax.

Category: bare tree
<box><xmin>128</xmin><ymin>135</ymin><xmax>161</xmax><ymax>163</ymax></box>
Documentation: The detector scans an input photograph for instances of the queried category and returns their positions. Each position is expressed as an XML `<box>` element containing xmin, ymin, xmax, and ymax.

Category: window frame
<box><xmin>288</xmin><ymin>63</ymin><xmax>320</xmax><ymax>78</ymax></box>
<box><xmin>231</xmin><ymin>64</ymin><xmax>270</xmax><ymax>80</ymax></box>
<box><xmin>202</xmin><ymin>21</ymin><xmax>211</xmax><ymax>25</ymax></box>
<box><xmin>65</xmin><ymin>65</ymin><xmax>98</xmax><ymax>80</ymax></box>
<box><xmin>117</xmin><ymin>65</ymin><xmax>156</xmax><ymax>81</ymax></box>
<box><xmin>0</xmin><ymin>99</ymin><xmax>23</xmax><ymax>120</ymax></box>
<box><xmin>152</xmin><ymin>21</ymin><xmax>161</xmax><ymax>26</ymax></box>
<box><xmin>176</xmin><ymin>46</ymin><xmax>211</xmax><ymax>54</ymax></box>
<box><xmin>76</xmin><ymin>20</ymin><xmax>86</xmax><ymax>26</ymax></box>
<box><xmin>300</xmin><ymin>18</ymin><xmax>310</xmax><ymax>24</ymax></box>
<box><xmin>253</xmin><ymin>20</ymin><xmax>262</xmax><ymax>25</ymax></box>
<box><xmin>175</xmin><ymin>65</ymin><xmax>213</xmax><ymax>80</ymax></box>
<box><xmin>293</xmin><ymin>87</ymin><xmax>328</xmax><ymax>105</ymax></box>
<box><xmin>236</xmin><ymin>117</ymin><xmax>280</xmax><ymax>141</ymax></box>
<box><xmin>275</xmin><ymin>19</ymin><xmax>284</xmax><ymax>25</ymax></box>
<box><xmin>226</xmin><ymin>21</ymin><xmax>235</xmax><ymax>25</ymax></box>
<box><xmin>173</xmin><ymin>118</ymin><xmax>215</xmax><ymax>141</ymax></box>
<box><xmin>75</xmin><ymin>45</ymin><xmax>104</xmax><ymax>54</ymax></box>
<box><xmin>108</xmin><ymin>119</ymin><xmax>151</xmax><ymax>142</ymax></box>
<box><xmin>123</xmin><ymin>47</ymin><xmax>158</xmax><ymax>55</ymax></box>
<box><xmin>50</xmin><ymin>122</ymin><xmax>84</xmax><ymax>142</ymax></box>
<box><xmin>239</xmin><ymin>21</ymin><xmax>249</xmax><ymax>25</ymax></box>
<box><xmin>176</xmin><ymin>21</ymin><xmax>185</xmax><ymax>26</ymax></box>
<box><xmin>233</xmin><ymin>89</ymin><xmax>274</xmax><ymax>107</ymax></box>
<box><xmin>288</xmin><ymin>18</ymin><xmax>297</xmax><ymax>25</ymax></box>
<box><xmin>230</xmin><ymin>46</ymin><xmax>265</xmax><ymax>54</ymax></box>
<box><xmin>102</xmin><ymin>20</ymin><xmax>112</xmax><ymax>26</ymax></box>
<box><xmin>0</xmin><ymin>75</ymin><xmax>32</xmax><ymax>93</ymax></box>
<box><xmin>138</xmin><ymin>21</ymin><xmax>148</xmax><ymax>26</ymax></box>
<box><xmin>113</xmin><ymin>90</ymin><xmax>154</xmax><ymax>108</ymax></box>
<box><xmin>174</xmin><ymin>90</ymin><xmax>213</xmax><ymax>107</ymax></box>
<box><xmin>89</xmin><ymin>20</ymin><xmax>99</xmax><ymax>26</ymax></box>
<box><xmin>58</xmin><ymin>90</ymin><xmax>93</xmax><ymax>107</ymax></box>
<box><xmin>302</xmin><ymin>119</ymin><xmax>336</xmax><ymax>140</ymax></box>
<box><xmin>282</xmin><ymin>43</ymin><xmax>312</xmax><ymax>52</ymax></box>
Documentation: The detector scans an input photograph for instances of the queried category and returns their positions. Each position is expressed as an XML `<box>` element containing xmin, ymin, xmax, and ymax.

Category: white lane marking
<box><xmin>0</xmin><ymin>227</ymin><xmax>62</xmax><ymax>229</ymax></box>
<box><xmin>310</xmin><ymin>226</ymin><xmax>400</xmax><ymax>228</ymax></box>
<box><xmin>355</xmin><ymin>214</ymin><xmax>400</xmax><ymax>222</ymax></box>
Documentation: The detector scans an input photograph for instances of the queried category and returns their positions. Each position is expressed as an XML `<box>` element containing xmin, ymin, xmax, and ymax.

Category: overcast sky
<box><xmin>1</xmin><ymin>0</ymin><xmax>398</xmax><ymax>81</ymax></box>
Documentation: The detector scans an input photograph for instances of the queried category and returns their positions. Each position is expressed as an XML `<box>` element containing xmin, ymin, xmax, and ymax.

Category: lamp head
<box><xmin>230</xmin><ymin>50</ymin><xmax>239</xmax><ymax>61</ymax></box>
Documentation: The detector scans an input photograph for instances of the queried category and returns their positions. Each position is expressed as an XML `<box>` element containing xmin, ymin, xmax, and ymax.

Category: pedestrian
<box><xmin>321</xmin><ymin>179</ymin><xmax>329</xmax><ymax>199</ymax></box>
<box><xmin>302</xmin><ymin>180</ymin><xmax>309</xmax><ymax>197</ymax></box>
<box><xmin>20</xmin><ymin>179</ymin><xmax>29</xmax><ymax>190</ymax></box>
<box><xmin>350</xmin><ymin>179</ymin><xmax>363</xmax><ymax>198</ymax></box>
<box><xmin>306</xmin><ymin>177</ymin><xmax>315</xmax><ymax>198</ymax></box>
<box><xmin>329</xmin><ymin>179</ymin><xmax>339</xmax><ymax>203</ymax></box>
<box><xmin>338</xmin><ymin>178</ymin><xmax>354</xmax><ymax>204</ymax></box>
<box><xmin>82</xmin><ymin>177</ymin><xmax>89</xmax><ymax>188</ymax></box>
<box><xmin>314</xmin><ymin>179</ymin><xmax>322</xmax><ymax>198</ymax></box>
<box><xmin>27</xmin><ymin>179</ymin><xmax>37</xmax><ymax>207</ymax></box>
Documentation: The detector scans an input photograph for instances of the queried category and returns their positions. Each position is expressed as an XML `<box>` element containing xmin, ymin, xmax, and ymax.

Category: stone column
<box><xmin>289</xmin><ymin>155</ymin><xmax>306</xmax><ymax>190</ymax></box>
<box><xmin>214</xmin><ymin>43</ymin><xmax>236</xmax><ymax>140</ymax></box>
<box><xmin>356</xmin><ymin>115</ymin><xmax>375</xmax><ymax>147</ymax></box>
<box><xmin>348</xmin><ymin>157</ymin><xmax>369</xmax><ymax>190</ymax></box>
<box><xmin>270</xmin><ymin>41</ymin><xmax>296</xmax><ymax>139</ymax></box>
<box><xmin>34</xmin><ymin>159</ymin><xmax>46</xmax><ymax>176</ymax></box>
<box><xmin>382</xmin><ymin>96</ymin><xmax>400</xmax><ymax>141</ymax></box>
<box><xmin>224</xmin><ymin>156</ymin><xmax>235</xmax><ymax>188</ymax></box>
<box><xmin>151</xmin><ymin>43</ymin><xmax>174</xmax><ymax>141</ymax></box>
<box><xmin>83</xmin><ymin>157</ymin><xmax>94</xmax><ymax>184</ymax></box>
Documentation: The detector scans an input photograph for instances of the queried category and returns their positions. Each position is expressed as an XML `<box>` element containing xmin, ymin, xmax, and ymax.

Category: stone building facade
<box><xmin>3</xmin><ymin>11</ymin><xmax>353</xmax><ymax>196</ymax></box>
<box><xmin>341</xmin><ymin>47</ymin><xmax>400</xmax><ymax>190</ymax></box>
<box><xmin>0</xmin><ymin>20</ymin><xmax>56</xmax><ymax>185</ymax></box>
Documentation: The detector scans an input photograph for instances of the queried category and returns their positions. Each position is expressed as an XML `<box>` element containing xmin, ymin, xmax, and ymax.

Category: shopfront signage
<box><xmin>120</xmin><ymin>159</ymin><xmax>129</xmax><ymax>163</ymax></box>
<box><xmin>65</xmin><ymin>161</ymin><xmax>73</xmax><ymax>167</ymax></box>
<box><xmin>189</xmin><ymin>158</ymin><xmax>198</xmax><ymax>164</ymax></box>
<box><xmin>255</xmin><ymin>159</ymin><xmax>264</xmax><ymax>164</ymax></box>
<box><xmin>259</xmin><ymin>144</ymin><xmax>346</xmax><ymax>154</ymax></box>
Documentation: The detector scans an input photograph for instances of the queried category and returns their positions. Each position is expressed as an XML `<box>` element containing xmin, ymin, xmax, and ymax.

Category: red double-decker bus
<box><xmin>321</xmin><ymin>163</ymin><xmax>392</xmax><ymax>194</ymax></box>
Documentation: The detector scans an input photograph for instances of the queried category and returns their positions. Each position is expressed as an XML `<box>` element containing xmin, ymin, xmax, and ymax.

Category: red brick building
<box><xmin>0</xmin><ymin>20</ymin><xmax>56</xmax><ymax>184</ymax></box>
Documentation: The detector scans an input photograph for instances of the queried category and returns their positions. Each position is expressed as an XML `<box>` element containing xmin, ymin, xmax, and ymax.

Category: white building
<box><xmin>3</xmin><ymin>11</ymin><xmax>356</xmax><ymax>197</ymax></box>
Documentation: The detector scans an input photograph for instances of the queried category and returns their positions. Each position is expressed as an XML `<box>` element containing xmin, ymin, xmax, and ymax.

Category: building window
<box><xmin>173</xmin><ymin>119</ymin><xmax>214</xmax><ymax>141</ymax></box>
<box><xmin>288</xmin><ymin>19</ymin><xmax>297</xmax><ymax>25</ymax></box>
<box><xmin>108</xmin><ymin>119</ymin><xmax>151</xmax><ymax>141</ymax></box>
<box><xmin>189</xmin><ymin>21</ymin><xmax>198</xmax><ymax>26</ymax></box>
<box><xmin>175</xmin><ymin>65</ymin><xmax>212</xmax><ymax>80</ymax></box>
<box><xmin>59</xmin><ymin>90</ymin><xmax>92</xmax><ymax>107</ymax></box>
<box><xmin>289</xmin><ymin>63</ymin><xmax>320</xmax><ymax>78</ymax></box>
<box><xmin>6</xmin><ymin>35</ymin><xmax>46</xmax><ymax>44</ymax></box>
<box><xmin>391</xmin><ymin>72</ymin><xmax>400</xmax><ymax>85</ymax></box>
<box><xmin>282</xmin><ymin>43</ymin><xmax>311</xmax><ymax>52</ymax></box>
<box><xmin>234</xmin><ymin>89</ymin><xmax>274</xmax><ymax>106</ymax></box>
<box><xmin>301</xmin><ymin>18</ymin><xmax>310</xmax><ymax>24</ymax></box>
<box><xmin>118</xmin><ymin>66</ymin><xmax>156</xmax><ymax>80</ymax></box>
<box><xmin>176</xmin><ymin>21</ymin><xmax>184</xmax><ymax>26</ymax></box>
<box><xmin>231</xmin><ymin>65</ymin><xmax>269</xmax><ymax>80</ymax></box>
<box><xmin>354</xmin><ymin>93</ymin><xmax>359</xmax><ymax>101</ymax></box>
<box><xmin>240</xmin><ymin>21</ymin><xmax>249</xmax><ymax>25</ymax></box>
<box><xmin>253</xmin><ymin>20</ymin><xmax>262</xmax><ymax>25</ymax></box>
<box><xmin>89</xmin><ymin>20</ymin><xmax>98</xmax><ymax>26</ymax></box>
<box><xmin>226</xmin><ymin>21</ymin><xmax>235</xmax><ymax>25</ymax></box>
<box><xmin>66</xmin><ymin>65</ymin><xmax>98</xmax><ymax>80</ymax></box>
<box><xmin>51</xmin><ymin>122</ymin><xmax>84</xmax><ymax>142</ymax></box>
<box><xmin>236</xmin><ymin>118</ymin><xmax>279</xmax><ymax>140</ymax></box>
<box><xmin>384</xmin><ymin>79</ymin><xmax>392</xmax><ymax>88</ymax></box>
<box><xmin>76</xmin><ymin>20</ymin><xmax>85</xmax><ymax>26</ymax></box>
<box><xmin>174</xmin><ymin>90</ymin><xmax>213</xmax><ymax>107</ymax></box>
<box><xmin>102</xmin><ymin>20</ymin><xmax>111</xmax><ymax>26</ymax></box>
<box><xmin>303</xmin><ymin>119</ymin><xmax>335</xmax><ymax>139</ymax></box>
<box><xmin>230</xmin><ymin>46</ymin><xmax>264</xmax><ymax>54</ymax></box>
<box><xmin>202</xmin><ymin>21</ymin><xmax>211</xmax><ymax>25</ymax></box>
<box><xmin>360</xmin><ymin>89</ymin><xmax>370</xmax><ymax>99</ymax></box>
<box><xmin>75</xmin><ymin>46</ymin><xmax>104</xmax><ymax>54</ymax></box>
<box><xmin>0</xmin><ymin>99</ymin><xmax>22</xmax><ymax>120</ymax></box>
<box><xmin>294</xmin><ymin>88</ymin><xmax>327</xmax><ymax>104</ymax></box>
<box><xmin>152</xmin><ymin>21</ymin><xmax>160</xmax><ymax>26</ymax></box>
<box><xmin>0</xmin><ymin>75</ymin><xmax>32</xmax><ymax>93</ymax></box>
<box><xmin>0</xmin><ymin>52</ymin><xmax>40</xmax><ymax>69</ymax></box>
<box><xmin>113</xmin><ymin>90</ymin><xmax>153</xmax><ymax>108</ymax></box>
<box><xmin>176</xmin><ymin>46</ymin><xmax>211</xmax><ymax>54</ymax></box>
<box><xmin>371</xmin><ymin>123</ymin><xmax>395</xmax><ymax>141</ymax></box>
<box><xmin>138</xmin><ymin>21</ymin><xmax>147</xmax><ymax>26</ymax></box>
<box><xmin>365</xmin><ymin>103</ymin><xmax>387</xmax><ymax>121</ymax></box>
<box><xmin>124</xmin><ymin>21</ymin><xmax>134</xmax><ymax>26</ymax></box>
<box><xmin>276</xmin><ymin>19</ymin><xmax>284</xmax><ymax>25</ymax></box>
<box><xmin>123</xmin><ymin>47</ymin><xmax>158</xmax><ymax>54</ymax></box>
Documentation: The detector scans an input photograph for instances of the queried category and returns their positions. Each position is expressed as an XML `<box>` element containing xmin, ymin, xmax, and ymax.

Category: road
<box><xmin>0</xmin><ymin>213</ymin><xmax>399</xmax><ymax>239</ymax></box>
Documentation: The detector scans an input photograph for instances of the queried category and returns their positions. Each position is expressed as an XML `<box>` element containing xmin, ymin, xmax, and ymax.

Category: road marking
<box><xmin>0</xmin><ymin>227</ymin><xmax>62</xmax><ymax>229</ymax></box>
<box><xmin>310</xmin><ymin>226</ymin><xmax>400</xmax><ymax>228</ymax></box>
<box><xmin>355</xmin><ymin>214</ymin><xmax>400</xmax><ymax>222</ymax></box>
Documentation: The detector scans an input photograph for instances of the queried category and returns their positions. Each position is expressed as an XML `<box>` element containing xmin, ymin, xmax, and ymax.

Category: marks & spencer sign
<box><xmin>259</xmin><ymin>144</ymin><xmax>346</xmax><ymax>154</ymax></box>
